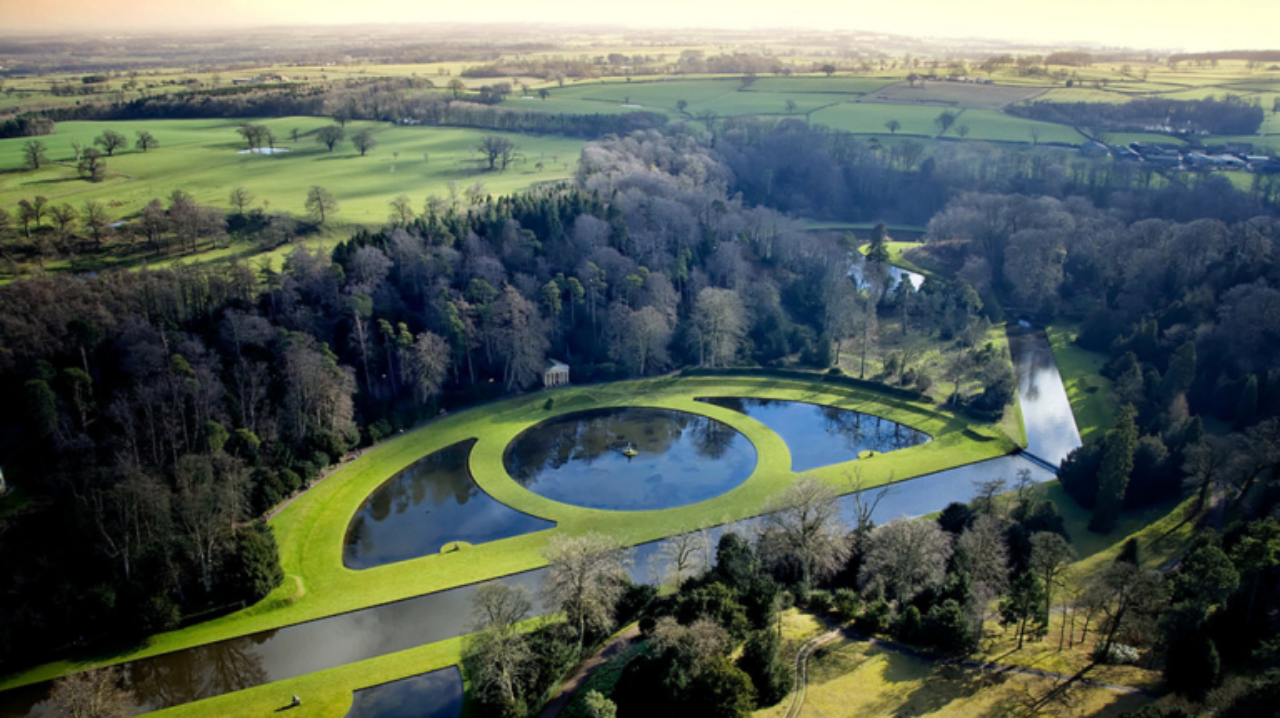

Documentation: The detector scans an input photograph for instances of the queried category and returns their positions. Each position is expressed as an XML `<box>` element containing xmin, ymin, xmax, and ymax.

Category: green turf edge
<box><xmin>146</xmin><ymin>637</ymin><xmax>466</xmax><ymax>718</ymax></box>
<box><xmin>1045</xmin><ymin>324</ymin><xmax>1118</xmax><ymax>443</ymax></box>
<box><xmin>0</xmin><ymin>375</ymin><xmax>1015</xmax><ymax>692</ymax></box>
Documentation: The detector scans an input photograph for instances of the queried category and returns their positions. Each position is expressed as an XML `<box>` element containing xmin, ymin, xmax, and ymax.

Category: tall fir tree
<box><xmin>1090</xmin><ymin>404</ymin><xmax>1138</xmax><ymax>533</ymax></box>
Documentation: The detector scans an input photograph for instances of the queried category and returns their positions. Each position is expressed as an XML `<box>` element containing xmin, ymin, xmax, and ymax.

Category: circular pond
<box><xmin>503</xmin><ymin>407</ymin><xmax>757</xmax><ymax>511</ymax></box>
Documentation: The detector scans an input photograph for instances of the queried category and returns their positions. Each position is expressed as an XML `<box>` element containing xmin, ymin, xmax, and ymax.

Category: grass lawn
<box><xmin>1045</xmin><ymin>325</ymin><xmax>1118</xmax><ymax>443</ymax></box>
<box><xmin>950</xmin><ymin>109</ymin><xmax>1085</xmax><ymax>145</ymax></box>
<box><xmin>0</xmin><ymin>118</ymin><xmax>583</xmax><ymax>232</ymax></box>
<box><xmin>1</xmin><ymin>374</ymin><xmax>1016</xmax><ymax>694</ymax></box>
<box><xmin>809</xmin><ymin>102</ymin><xmax>952</xmax><ymax>137</ymax></box>
<box><xmin>754</xmin><ymin>639</ymin><xmax>1149</xmax><ymax>718</ymax></box>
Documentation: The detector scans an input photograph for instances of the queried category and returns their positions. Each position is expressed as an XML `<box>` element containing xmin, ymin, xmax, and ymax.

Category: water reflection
<box><xmin>503</xmin><ymin>408</ymin><xmax>757</xmax><ymax>511</ymax></box>
<box><xmin>344</xmin><ymin>440</ymin><xmax>554</xmax><ymax>570</ymax></box>
<box><xmin>1007</xmin><ymin>326</ymin><xmax>1082</xmax><ymax>466</ymax></box>
<box><xmin>699</xmin><ymin>398</ymin><xmax>929</xmax><ymax>472</ymax></box>
<box><xmin>0</xmin><ymin>329</ymin><xmax>1081</xmax><ymax>718</ymax></box>
<box><xmin>344</xmin><ymin>667</ymin><xmax>463</xmax><ymax>718</ymax></box>
<box><xmin>847</xmin><ymin>254</ymin><xmax>925</xmax><ymax>292</ymax></box>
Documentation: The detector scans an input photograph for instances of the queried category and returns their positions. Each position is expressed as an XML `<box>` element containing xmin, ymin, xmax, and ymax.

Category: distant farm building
<box><xmin>544</xmin><ymin>360</ymin><xmax>570</xmax><ymax>388</ymax></box>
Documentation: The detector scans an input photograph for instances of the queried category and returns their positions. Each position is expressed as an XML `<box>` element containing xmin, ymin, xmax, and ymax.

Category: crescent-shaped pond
<box><xmin>344</xmin><ymin>439</ymin><xmax>555</xmax><ymax>570</ymax></box>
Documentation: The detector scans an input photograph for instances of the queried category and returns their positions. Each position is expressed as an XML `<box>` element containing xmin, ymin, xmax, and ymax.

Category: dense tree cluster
<box><xmin>0</xmin><ymin>125</ymin><xmax>1009</xmax><ymax>674</ymax></box>
<box><xmin>712</xmin><ymin>118</ymin><xmax>1280</xmax><ymax>226</ymax></box>
<box><xmin>1009</xmin><ymin>96</ymin><xmax>1266</xmax><ymax>136</ymax></box>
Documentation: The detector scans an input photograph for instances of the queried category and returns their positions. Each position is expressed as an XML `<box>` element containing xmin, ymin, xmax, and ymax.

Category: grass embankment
<box><xmin>148</xmin><ymin>638</ymin><xmax>465</xmax><ymax>718</ymax></box>
<box><xmin>1045</xmin><ymin>325</ymin><xmax>1118</xmax><ymax>443</ymax></box>
<box><xmin>2</xmin><ymin>374</ymin><xmax>1014</xmax><ymax>694</ymax></box>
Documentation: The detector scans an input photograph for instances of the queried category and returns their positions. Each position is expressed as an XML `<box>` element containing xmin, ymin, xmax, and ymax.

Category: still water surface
<box><xmin>344</xmin><ymin>667</ymin><xmax>463</xmax><ymax>718</ymax></box>
<box><xmin>698</xmin><ymin>398</ymin><xmax>929</xmax><ymax>472</ymax></box>
<box><xmin>0</xmin><ymin>328</ymin><xmax>1079</xmax><ymax>718</ymax></box>
<box><xmin>343</xmin><ymin>440</ymin><xmax>554</xmax><ymax>570</ymax></box>
<box><xmin>503</xmin><ymin>407</ymin><xmax>757</xmax><ymax>511</ymax></box>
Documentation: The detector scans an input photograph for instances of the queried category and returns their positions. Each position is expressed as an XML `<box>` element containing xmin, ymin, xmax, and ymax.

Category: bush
<box><xmin>857</xmin><ymin>598</ymin><xmax>894</xmax><ymax>634</ymax></box>
<box><xmin>616</xmin><ymin>582</ymin><xmax>659</xmax><ymax>626</ymax></box>
<box><xmin>738</xmin><ymin>629</ymin><xmax>792</xmax><ymax>708</ymax></box>
<box><xmin>225</xmin><ymin>520</ymin><xmax>284</xmax><ymax>603</ymax></box>
<box><xmin>137</xmin><ymin>593</ymin><xmax>181</xmax><ymax>633</ymax></box>
<box><xmin>895</xmin><ymin>605</ymin><xmax>923</xmax><ymax>643</ymax></box>
<box><xmin>1093</xmin><ymin>642</ymin><xmax>1140</xmax><ymax>665</ymax></box>
<box><xmin>923</xmin><ymin>599</ymin><xmax>975</xmax><ymax>654</ymax></box>
<box><xmin>915</xmin><ymin>373</ymin><xmax>933</xmax><ymax>393</ymax></box>
<box><xmin>805</xmin><ymin>589</ymin><xmax>834</xmax><ymax>614</ymax></box>
<box><xmin>833</xmin><ymin>588</ymin><xmax>861</xmax><ymax>622</ymax></box>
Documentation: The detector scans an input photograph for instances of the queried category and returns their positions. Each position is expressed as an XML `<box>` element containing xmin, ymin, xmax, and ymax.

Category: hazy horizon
<box><xmin>2</xmin><ymin>0</ymin><xmax>1278</xmax><ymax>54</ymax></box>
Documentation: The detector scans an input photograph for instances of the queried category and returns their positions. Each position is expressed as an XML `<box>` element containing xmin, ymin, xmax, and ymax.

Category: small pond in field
<box><xmin>344</xmin><ymin>667</ymin><xmax>463</xmax><ymax>718</ymax></box>
<box><xmin>503</xmin><ymin>407</ymin><xmax>757</xmax><ymax>511</ymax></box>
<box><xmin>238</xmin><ymin>147</ymin><xmax>290</xmax><ymax>154</ymax></box>
<box><xmin>343</xmin><ymin>440</ymin><xmax>554</xmax><ymax>570</ymax></box>
<box><xmin>698</xmin><ymin>398</ymin><xmax>930</xmax><ymax>472</ymax></box>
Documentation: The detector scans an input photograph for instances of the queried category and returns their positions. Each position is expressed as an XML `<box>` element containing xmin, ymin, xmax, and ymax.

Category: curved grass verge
<box><xmin>1</xmin><ymin>374</ymin><xmax>1016</xmax><ymax>694</ymax></box>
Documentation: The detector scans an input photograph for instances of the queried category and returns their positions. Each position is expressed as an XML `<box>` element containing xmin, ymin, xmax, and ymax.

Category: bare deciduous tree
<box><xmin>860</xmin><ymin>517</ymin><xmax>953</xmax><ymax>604</ymax></box>
<box><xmin>305</xmin><ymin>186</ymin><xmax>338</xmax><ymax>224</ymax></box>
<box><xmin>689</xmin><ymin>287</ymin><xmax>746</xmax><ymax>368</ymax></box>
<box><xmin>22</xmin><ymin>139</ymin><xmax>48</xmax><ymax>169</ymax></box>
<box><xmin>759</xmin><ymin>477</ymin><xmax>851</xmax><ymax>590</ymax></box>
<box><xmin>388</xmin><ymin>194</ymin><xmax>415</xmax><ymax>227</ymax></box>
<box><xmin>541</xmin><ymin>531</ymin><xmax>629</xmax><ymax>651</ymax></box>
<box><xmin>50</xmin><ymin>666</ymin><xmax>132</xmax><ymax>718</ymax></box>
<box><xmin>465</xmin><ymin>582</ymin><xmax>535</xmax><ymax>709</ymax></box>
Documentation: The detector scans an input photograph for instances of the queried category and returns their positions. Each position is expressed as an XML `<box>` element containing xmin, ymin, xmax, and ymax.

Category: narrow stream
<box><xmin>0</xmin><ymin>326</ymin><xmax>1080</xmax><ymax>718</ymax></box>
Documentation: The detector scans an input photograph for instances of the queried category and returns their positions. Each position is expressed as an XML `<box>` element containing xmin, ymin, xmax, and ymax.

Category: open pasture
<box><xmin>0</xmin><ymin>118</ymin><xmax>585</xmax><ymax>225</ymax></box>
<box><xmin>864</xmin><ymin>80</ymin><xmax>1049</xmax><ymax>109</ymax></box>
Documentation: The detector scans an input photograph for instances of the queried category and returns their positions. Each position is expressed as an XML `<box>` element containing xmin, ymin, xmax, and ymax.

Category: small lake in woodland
<box><xmin>697</xmin><ymin>398</ymin><xmax>930</xmax><ymax>472</ymax></box>
<box><xmin>344</xmin><ymin>668</ymin><xmax>463</xmax><ymax>718</ymax></box>
<box><xmin>503</xmin><ymin>407</ymin><xmax>757</xmax><ymax>511</ymax></box>
<box><xmin>847</xmin><ymin>253</ymin><xmax>925</xmax><ymax>292</ymax></box>
<box><xmin>343</xmin><ymin>440</ymin><xmax>555</xmax><ymax>570</ymax></box>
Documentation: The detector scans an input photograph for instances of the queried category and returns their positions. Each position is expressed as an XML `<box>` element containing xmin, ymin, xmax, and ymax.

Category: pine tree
<box><xmin>1161</xmin><ymin>341</ymin><xmax>1196</xmax><ymax>405</ymax></box>
<box><xmin>1236</xmin><ymin>374</ymin><xmax>1259</xmax><ymax>429</ymax></box>
<box><xmin>1090</xmin><ymin>404</ymin><xmax>1138</xmax><ymax>533</ymax></box>
<box><xmin>999</xmin><ymin>571</ymin><xmax>1048</xmax><ymax>649</ymax></box>
<box><xmin>867</xmin><ymin>223</ymin><xmax>891</xmax><ymax>263</ymax></box>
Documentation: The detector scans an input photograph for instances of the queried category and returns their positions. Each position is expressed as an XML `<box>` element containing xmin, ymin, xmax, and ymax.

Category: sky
<box><xmin>2</xmin><ymin>0</ymin><xmax>1278</xmax><ymax>52</ymax></box>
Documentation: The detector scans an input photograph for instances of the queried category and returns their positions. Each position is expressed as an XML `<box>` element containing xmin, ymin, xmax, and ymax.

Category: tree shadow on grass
<box><xmin>888</xmin><ymin>661</ymin><xmax>996</xmax><ymax>717</ymax></box>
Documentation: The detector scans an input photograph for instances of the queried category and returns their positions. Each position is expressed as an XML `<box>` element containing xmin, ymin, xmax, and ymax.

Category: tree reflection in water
<box><xmin>699</xmin><ymin>398</ymin><xmax>929</xmax><ymax>472</ymax></box>
<box><xmin>504</xmin><ymin>408</ymin><xmax>756</xmax><ymax>511</ymax></box>
<box><xmin>344</xmin><ymin>439</ymin><xmax>553</xmax><ymax>570</ymax></box>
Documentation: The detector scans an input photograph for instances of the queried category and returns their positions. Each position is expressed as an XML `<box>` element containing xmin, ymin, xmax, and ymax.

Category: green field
<box><xmin>808</xmin><ymin>102</ymin><xmax>951</xmax><ymax>136</ymax></box>
<box><xmin>0</xmin><ymin>119</ymin><xmax>585</xmax><ymax>225</ymax></box>
<box><xmin>951</xmin><ymin>109</ymin><xmax>1085</xmax><ymax>144</ymax></box>
<box><xmin>1</xmin><ymin>373</ymin><xmax>1017</xmax><ymax>702</ymax></box>
<box><xmin>744</xmin><ymin>76</ymin><xmax>897</xmax><ymax>95</ymax></box>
